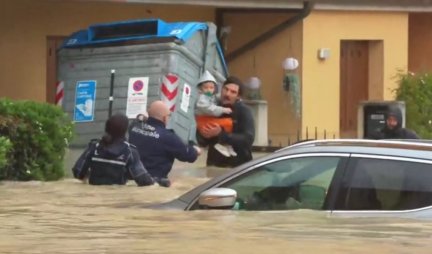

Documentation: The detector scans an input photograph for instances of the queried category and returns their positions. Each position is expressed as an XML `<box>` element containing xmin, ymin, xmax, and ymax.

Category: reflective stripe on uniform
<box><xmin>91</xmin><ymin>157</ymin><xmax>127</xmax><ymax>166</ymax></box>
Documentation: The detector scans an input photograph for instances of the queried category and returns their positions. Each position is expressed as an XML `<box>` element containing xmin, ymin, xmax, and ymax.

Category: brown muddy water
<box><xmin>1</xmin><ymin>151</ymin><xmax>432</xmax><ymax>254</ymax></box>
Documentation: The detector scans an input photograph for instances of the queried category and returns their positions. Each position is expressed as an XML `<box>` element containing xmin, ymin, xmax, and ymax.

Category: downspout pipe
<box><xmin>226</xmin><ymin>1</ymin><xmax>314</xmax><ymax>63</ymax></box>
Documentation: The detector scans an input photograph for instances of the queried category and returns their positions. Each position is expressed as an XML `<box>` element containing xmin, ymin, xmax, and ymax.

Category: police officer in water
<box><xmin>72</xmin><ymin>113</ymin><xmax>154</xmax><ymax>186</ymax></box>
<box><xmin>128</xmin><ymin>100</ymin><xmax>201</xmax><ymax>187</ymax></box>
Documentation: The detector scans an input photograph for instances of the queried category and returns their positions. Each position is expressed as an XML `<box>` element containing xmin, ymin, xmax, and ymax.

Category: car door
<box><xmin>188</xmin><ymin>153</ymin><xmax>349</xmax><ymax>211</ymax></box>
<box><xmin>332</xmin><ymin>154</ymin><xmax>432</xmax><ymax>217</ymax></box>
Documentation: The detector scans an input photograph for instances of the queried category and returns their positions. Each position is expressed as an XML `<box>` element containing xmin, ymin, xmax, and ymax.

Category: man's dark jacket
<box><xmin>198</xmin><ymin>100</ymin><xmax>255</xmax><ymax>167</ymax></box>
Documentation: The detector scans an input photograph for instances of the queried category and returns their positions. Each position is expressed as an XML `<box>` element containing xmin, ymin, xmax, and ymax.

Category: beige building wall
<box><xmin>224</xmin><ymin>12</ymin><xmax>303</xmax><ymax>146</ymax></box>
<box><xmin>0</xmin><ymin>0</ymin><xmax>214</xmax><ymax>102</ymax></box>
<box><xmin>302</xmin><ymin>11</ymin><xmax>408</xmax><ymax>138</ymax></box>
<box><xmin>409</xmin><ymin>13</ymin><xmax>432</xmax><ymax>73</ymax></box>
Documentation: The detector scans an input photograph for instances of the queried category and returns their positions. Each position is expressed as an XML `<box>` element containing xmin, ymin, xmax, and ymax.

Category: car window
<box><xmin>219</xmin><ymin>156</ymin><xmax>342</xmax><ymax>211</ymax></box>
<box><xmin>336</xmin><ymin>157</ymin><xmax>432</xmax><ymax>211</ymax></box>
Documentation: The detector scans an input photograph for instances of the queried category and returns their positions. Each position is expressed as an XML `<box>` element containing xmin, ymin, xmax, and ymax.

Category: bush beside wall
<box><xmin>395</xmin><ymin>72</ymin><xmax>432</xmax><ymax>139</ymax></box>
<box><xmin>0</xmin><ymin>99</ymin><xmax>73</xmax><ymax>181</ymax></box>
<box><xmin>0</xmin><ymin>136</ymin><xmax>12</xmax><ymax>169</ymax></box>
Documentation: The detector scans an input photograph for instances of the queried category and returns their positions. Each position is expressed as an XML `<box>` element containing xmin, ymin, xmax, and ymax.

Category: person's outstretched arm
<box><xmin>196</xmin><ymin>94</ymin><xmax>229</xmax><ymax>117</ymax></box>
<box><xmin>127</xmin><ymin>147</ymin><xmax>155</xmax><ymax>186</ymax></box>
<box><xmin>165</xmin><ymin>132</ymin><xmax>199</xmax><ymax>163</ymax></box>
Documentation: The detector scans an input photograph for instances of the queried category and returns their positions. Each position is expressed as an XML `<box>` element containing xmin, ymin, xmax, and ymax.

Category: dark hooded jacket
<box><xmin>72</xmin><ymin>139</ymin><xmax>154</xmax><ymax>186</ymax></box>
<box><xmin>370</xmin><ymin>105</ymin><xmax>419</xmax><ymax>140</ymax></box>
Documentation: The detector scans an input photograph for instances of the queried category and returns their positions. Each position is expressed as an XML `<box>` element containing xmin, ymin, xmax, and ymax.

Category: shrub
<box><xmin>0</xmin><ymin>99</ymin><xmax>74</xmax><ymax>181</ymax></box>
<box><xmin>394</xmin><ymin>72</ymin><xmax>432</xmax><ymax>139</ymax></box>
<box><xmin>0</xmin><ymin>136</ymin><xmax>12</xmax><ymax>170</ymax></box>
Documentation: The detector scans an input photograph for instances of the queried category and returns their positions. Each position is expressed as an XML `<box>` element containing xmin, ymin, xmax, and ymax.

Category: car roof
<box><xmin>278</xmin><ymin>138</ymin><xmax>432</xmax><ymax>150</ymax></box>
<box><xmin>275</xmin><ymin>139</ymin><xmax>432</xmax><ymax>158</ymax></box>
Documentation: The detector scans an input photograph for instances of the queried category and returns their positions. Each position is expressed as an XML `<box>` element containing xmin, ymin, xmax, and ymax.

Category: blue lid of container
<box><xmin>62</xmin><ymin>19</ymin><xmax>209</xmax><ymax>48</ymax></box>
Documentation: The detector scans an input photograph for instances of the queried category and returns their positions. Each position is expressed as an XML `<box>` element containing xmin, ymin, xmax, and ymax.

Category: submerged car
<box><xmin>157</xmin><ymin>139</ymin><xmax>432</xmax><ymax>218</ymax></box>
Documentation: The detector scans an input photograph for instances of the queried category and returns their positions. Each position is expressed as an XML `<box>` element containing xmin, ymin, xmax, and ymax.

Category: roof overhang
<box><xmin>64</xmin><ymin>0</ymin><xmax>432</xmax><ymax>12</ymax></box>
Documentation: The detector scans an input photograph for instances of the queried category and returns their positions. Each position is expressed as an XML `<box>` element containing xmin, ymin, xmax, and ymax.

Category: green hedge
<box><xmin>0</xmin><ymin>99</ymin><xmax>74</xmax><ymax>181</ymax></box>
<box><xmin>394</xmin><ymin>72</ymin><xmax>432</xmax><ymax>139</ymax></box>
<box><xmin>0</xmin><ymin>136</ymin><xmax>12</xmax><ymax>169</ymax></box>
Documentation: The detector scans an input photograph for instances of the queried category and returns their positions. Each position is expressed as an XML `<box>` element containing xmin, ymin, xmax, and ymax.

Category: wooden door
<box><xmin>46</xmin><ymin>36</ymin><xmax>66</xmax><ymax>104</ymax></box>
<box><xmin>340</xmin><ymin>41</ymin><xmax>369</xmax><ymax>138</ymax></box>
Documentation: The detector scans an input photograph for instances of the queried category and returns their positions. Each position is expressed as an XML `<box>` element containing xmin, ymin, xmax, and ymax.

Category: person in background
<box><xmin>72</xmin><ymin>113</ymin><xmax>154</xmax><ymax>186</ymax></box>
<box><xmin>195</xmin><ymin>70</ymin><xmax>235</xmax><ymax>157</ymax></box>
<box><xmin>197</xmin><ymin>76</ymin><xmax>255</xmax><ymax>167</ymax></box>
<box><xmin>129</xmin><ymin>100</ymin><xmax>201</xmax><ymax>187</ymax></box>
<box><xmin>370</xmin><ymin>105</ymin><xmax>420</xmax><ymax>139</ymax></box>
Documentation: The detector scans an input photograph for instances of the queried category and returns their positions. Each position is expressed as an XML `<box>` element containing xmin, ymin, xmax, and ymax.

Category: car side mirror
<box><xmin>198</xmin><ymin>188</ymin><xmax>237</xmax><ymax>210</ymax></box>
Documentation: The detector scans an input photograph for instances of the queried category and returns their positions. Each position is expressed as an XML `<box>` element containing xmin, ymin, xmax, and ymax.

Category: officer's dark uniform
<box><xmin>129</xmin><ymin>117</ymin><xmax>199</xmax><ymax>187</ymax></box>
<box><xmin>72</xmin><ymin>139</ymin><xmax>154</xmax><ymax>186</ymax></box>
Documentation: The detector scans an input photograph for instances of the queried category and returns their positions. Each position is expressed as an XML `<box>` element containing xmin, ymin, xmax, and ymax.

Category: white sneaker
<box><xmin>214</xmin><ymin>143</ymin><xmax>231</xmax><ymax>157</ymax></box>
<box><xmin>227</xmin><ymin>145</ymin><xmax>237</xmax><ymax>156</ymax></box>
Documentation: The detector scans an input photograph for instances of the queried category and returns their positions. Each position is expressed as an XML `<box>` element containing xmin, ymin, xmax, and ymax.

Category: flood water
<box><xmin>1</xmin><ymin>153</ymin><xmax>432</xmax><ymax>253</ymax></box>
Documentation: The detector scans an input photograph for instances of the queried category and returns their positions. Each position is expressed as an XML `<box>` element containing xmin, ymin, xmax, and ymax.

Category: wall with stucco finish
<box><xmin>302</xmin><ymin>11</ymin><xmax>408</xmax><ymax>138</ymax></box>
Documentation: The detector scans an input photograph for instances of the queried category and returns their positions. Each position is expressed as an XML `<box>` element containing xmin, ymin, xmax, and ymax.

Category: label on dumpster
<box><xmin>126</xmin><ymin>77</ymin><xmax>149</xmax><ymax>118</ymax></box>
<box><xmin>180</xmin><ymin>83</ymin><xmax>191</xmax><ymax>113</ymax></box>
<box><xmin>74</xmin><ymin>80</ymin><xmax>97</xmax><ymax>122</ymax></box>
